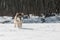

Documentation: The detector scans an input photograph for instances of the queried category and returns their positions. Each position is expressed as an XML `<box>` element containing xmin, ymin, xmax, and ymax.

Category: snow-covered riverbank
<box><xmin>0</xmin><ymin>16</ymin><xmax>60</xmax><ymax>23</ymax></box>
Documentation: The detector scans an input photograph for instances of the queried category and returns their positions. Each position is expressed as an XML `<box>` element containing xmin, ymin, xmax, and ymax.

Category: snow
<box><xmin>45</xmin><ymin>16</ymin><xmax>60</xmax><ymax>23</ymax></box>
<box><xmin>0</xmin><ymin>23</ymin><xmax>60</xmax><ymax>40</ymax></box>
<box><xmin>0</xmin><ymin>16</ymin><xmax>60</xmax><ymax>40</ymax></box>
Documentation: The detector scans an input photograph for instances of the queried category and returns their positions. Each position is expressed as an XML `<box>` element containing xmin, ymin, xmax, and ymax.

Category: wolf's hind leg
<box><xmin>18</xmin><ymin>23</ymin><xmax>22</xmax><ymax>29</ymax></box>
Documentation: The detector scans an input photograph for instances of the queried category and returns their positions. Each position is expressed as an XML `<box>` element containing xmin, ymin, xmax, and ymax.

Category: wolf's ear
<box><xmin>16</xmin><ymin>13</ymin><xmax>19</xmax><ymax>15</ymax></box>
<box><xmin>21</xmin><ymin>13</ymin><xmax>24</xmax><ymax>15</ymax></box>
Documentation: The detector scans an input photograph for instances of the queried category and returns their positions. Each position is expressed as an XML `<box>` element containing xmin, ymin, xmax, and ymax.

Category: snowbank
<box><xmin>0</xmin><ymin>16</ymin><xmax>60</xmax><ymax>23</ymax></box>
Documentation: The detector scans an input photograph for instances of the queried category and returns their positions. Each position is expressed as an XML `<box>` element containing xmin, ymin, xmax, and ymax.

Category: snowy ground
<box><xmin>0</xmin><ymin>16</ymin><xmax>60</xmax><ymax>40</ymax></box>
<box><xmin>0</xmin><ymin>23</ymin><xmax>60</xmax><ymax>40</ymax></box>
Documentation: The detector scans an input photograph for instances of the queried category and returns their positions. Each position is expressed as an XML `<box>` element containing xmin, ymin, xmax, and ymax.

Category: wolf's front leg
<box><xmin>14</xmin><ymin>23</ymin><xmax>16</xmax><ymax>28</ymax></box>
